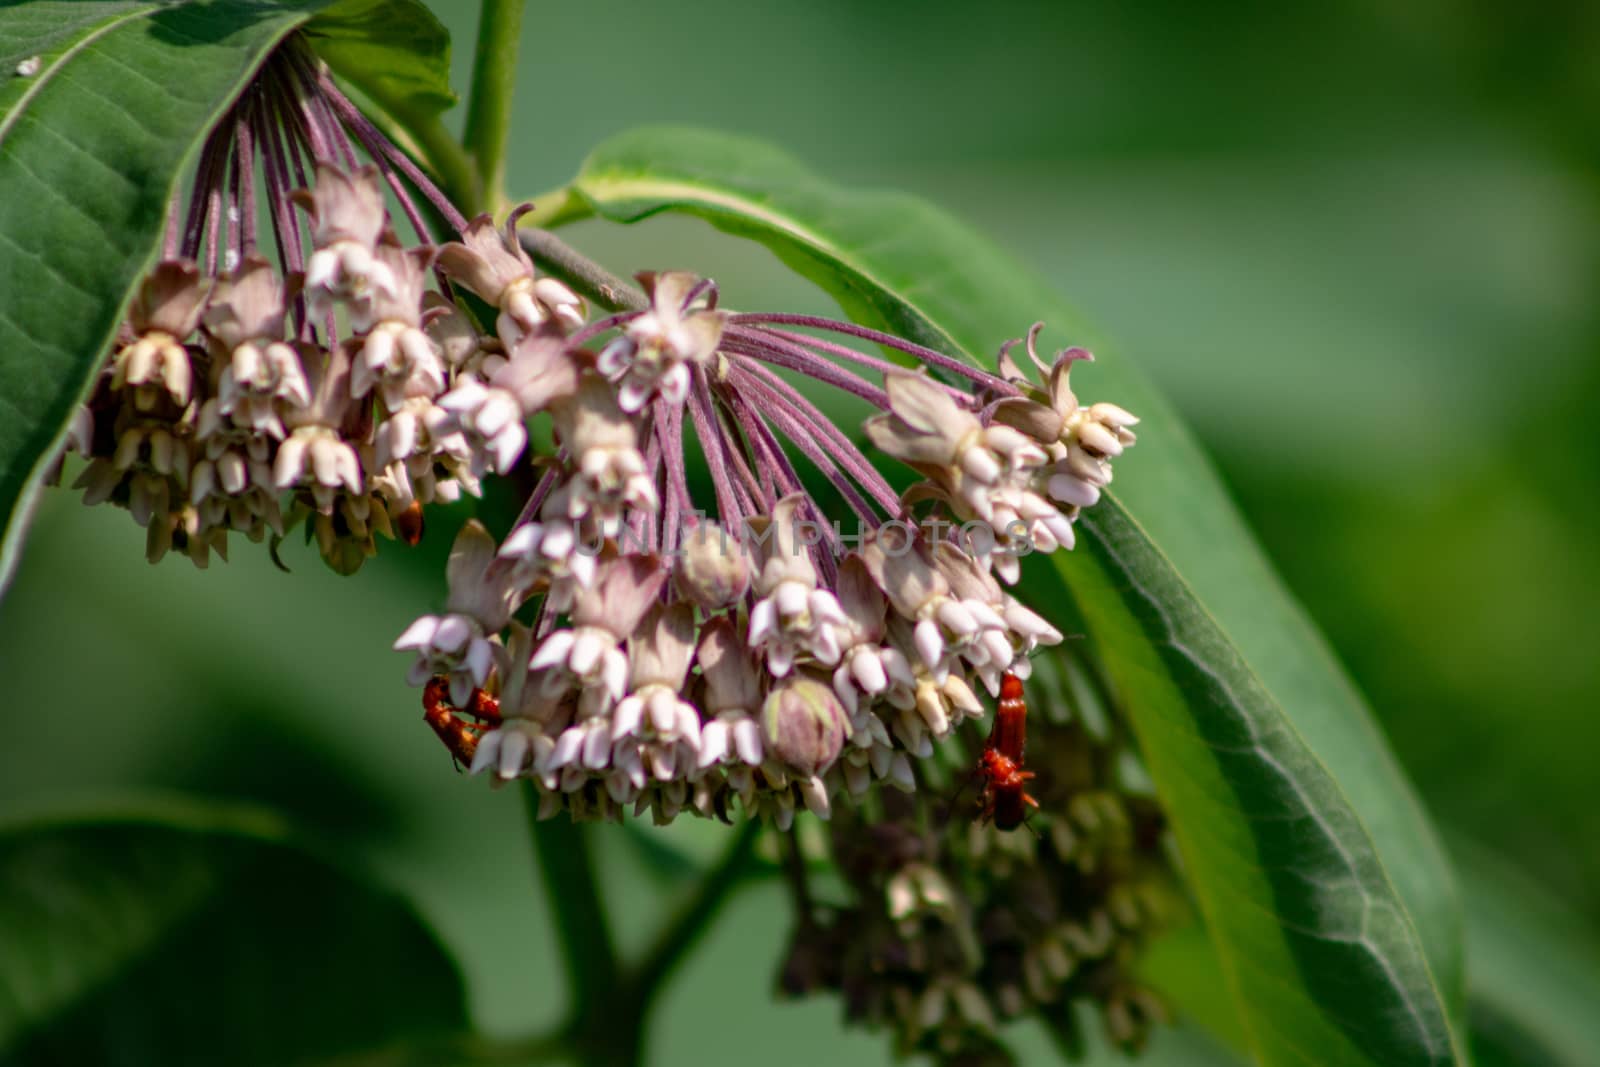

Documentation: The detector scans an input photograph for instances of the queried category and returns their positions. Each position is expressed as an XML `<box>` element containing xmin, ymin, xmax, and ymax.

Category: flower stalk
<box><xmin>523</xmin><ymin>786</ymin><xmax>620</xmax><ymax>1036</ymax></box>
<box><xmin>527</xmin><ymin>782</ymin><xmax>761</xmax><ymax>1066</ymax></box>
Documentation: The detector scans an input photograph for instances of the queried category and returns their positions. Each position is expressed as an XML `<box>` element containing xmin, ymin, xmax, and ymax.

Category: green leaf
<box><xmin>302</xmin><ymin>0</ymin><xmax>456</xmax><ymax>121</ymax></box>
<box><xmin>0</xmin><ymin>1</ymin><xmax>308</xmax><ymax>594</ymax></box>
<box><xmin>1456</xmin><ymin>841</ymin><xmax>1600</xmax><ymax>1066</ymax></box>
<box><xmin>1070</xmin><ymin>497</ymin><xmax>1460</xmax><ymax>1064</ymax></box>
<box><xmin>0</xmin><ymin>0</ymin><xmax>454</xmax><ymax>596</ymax></box>
<box><xmin>0</xmin><ymin>799</ymin><xmax>467</xmax><ymax>1065</ymax></box>
<box><xmin>563</xmin><ymin>125</ymin><xmax>1469</xmax><ymax>1066</ymax></box>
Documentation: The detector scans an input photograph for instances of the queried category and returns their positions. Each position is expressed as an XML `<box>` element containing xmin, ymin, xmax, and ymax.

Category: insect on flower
<box><xmin>397</xmin><ymin>500</ymin><xmax>426</xmax><ymax>546</ymax></box>
<box><xmin>422</xmin><ymin>675</ymin><xmax>502</xmax><ymax>769</ymax></box>
<box><xmin>975</xmin><ymin>671</ymin><xmax>1040</xmax><ymax>831</ymax></box>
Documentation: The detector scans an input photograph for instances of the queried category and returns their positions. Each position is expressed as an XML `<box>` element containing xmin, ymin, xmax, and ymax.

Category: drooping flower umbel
<box><xmin>392</xmin><ymin>263</ymin><xmax>1140</xmax><ymax>825</ymax></box>
<box><xmin>60</xmin><ymin>40</ymin><xmax>546</xmax><ymax>572</ymax></box>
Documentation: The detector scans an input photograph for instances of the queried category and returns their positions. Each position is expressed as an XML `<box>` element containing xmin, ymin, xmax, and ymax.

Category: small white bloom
<box><xmin>394</xmin><ymin>612</ymin><xmax>496</xmax><ymax>705</ymax></box>
<box><xmin>352</xmin><ymin>320</ymin><xmax>447</xmax><ymax>408</ymax></box>
<box><xmin>435</xmin><ymin>211</ymin><xmax>586</xmax><ymax>346</ymax></box>
<box><xmin>394</xmin><ymin>522</ymin><xmax>517</xmax><ymax>703</ymax></box>
<box><xmin>596</xmin><ymin>271</ymin><xmax>724</xmax><ymax>412</ymax></box>
<box><xmin>530</xmin><ymin>626</ymin><xmax>631</xmax><ymax>717</ymax></box>
<box><xmin>437</xmin><ymin>377</ymin><xmax>526</xmax><ymax>476</ymax></box>
<box><xmin>746</xmin><ymin>496</ymin><xmax>851</xmax><ymax>677</ymax></box>
<box><xmin>274</xmin><ymin>425</ymin><xmax>361</xmax><ymax>512</ymax></box>
<box><xmin>292</xmin><ymin>165</ymin><xmax>396</xmax><ymax>320</ymax></box>
<box><xmin>547</xmin><ymin>375</ymin><xmax>657</xmax><ymax>537</ymax></box>
<box><xmin>469</xmin><ymin>718</ymin><xmax>549</xmax><ymax>781</ymax></box>
<box><xmin>498</xmin><ymin>514</ymin><xmax>597</xmax><ymax>610</ymax></box>
<box><xmin>748</xmin><ymin>578</ymin><xmax>850</xmax><ymax>677</ymax></box>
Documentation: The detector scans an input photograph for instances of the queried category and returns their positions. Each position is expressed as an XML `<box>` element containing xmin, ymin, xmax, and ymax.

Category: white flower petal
<box><xmin>733</xmin><ymin>718</ymin><xmax>764</xmax><ymax>765</ymax></box>
<box><xmin>273</xmin><ymin>435</ymin><xmax>307</xmax><ymax>489</ymax></box>
<box><xmin>660</xmin><ymin>363</ymin><xmax>690</xmax><ymax>406</ymax></box>
<box><xmin>774</xmin><ymin>580</ymin><xmax>808</xmax><ymax>620</ymax></box>
<box><xmin>569</xmin><ymin>630</ymin><xmax>606</xmax><ymax>678</ymax></box>
<box><xmin>612</xmin><ymin>695</ymin><xmax>644</xmax><ymax>741</ymax></box>
<box><xmin>549</xmin><ymin>726</ymin><xmax>585</xmax><ymax>770</ymax></box>
<box><xmin>466</xmin><ymin>636</ymin><xmax>494</xmax><ymax>684</ymax></box>
<box><xmin>747</xmin><ymin>597</ymin><xmax>776</xmax><ymax>648</ymax></box>
<box><xmin>648</xmin><ymin>690</ymin><xmax>677</xmax><ymax>735</ymax></box>
<box><xmin>490</xmin><ymin>423</ymin><xmax>525</xmax><ymax>473</ymax></box>
<box><xmin>914</xmin><ymin>618</ymin><xmax>944</xmax><ymax>670</ymax></box>
<box><xmin>433</xmin><ymin>614</ymin><xmax>473</xmax><ymax>655</ymax></box>
<box><xmin>394</xmin><ymin>615</ymin><xmax>441</xmax><ymax>651</ymax></box>
<box><xmin>497</xmin><ymin>730</ymin><xmax>531</xmax><ymax>779</ymax></box>
<box><xmin>601</xmin><ymin>648</ymin><xmax>629</xmax><ymax>702</ymax></box>
<box><xmin>581</xmin><ymin>722</ymin><xmax>612</xmax><ymax>769</ymax></box>
<box><xmin>530</xmin><ymin>630</ymin><xmax>574</xmax><ymax>671</ymax></box>
<box><xmin>468</xmin><ymin>731</ymin><xmax>501</xmax><ymax>776</ymax></box>
<box><xmin>698</xmin><ymin>721</ymin><xmax>729</xmax><ymax>768</ymax></box>
<box><xmin>852</xmin><ymin>651</ymin><xmax>888</xmax><ymax>695</ymax></box>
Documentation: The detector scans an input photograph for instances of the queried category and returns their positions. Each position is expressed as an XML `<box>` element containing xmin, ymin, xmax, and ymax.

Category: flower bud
<box><xmin>761</xmin><ymin>674</ymin><xmax>851</xmax><ymax>776</ymax></box>
<box><xmin>675</xmin><ymin>520</ymin><xmax>751</xmax><ymax>609</ymax></box>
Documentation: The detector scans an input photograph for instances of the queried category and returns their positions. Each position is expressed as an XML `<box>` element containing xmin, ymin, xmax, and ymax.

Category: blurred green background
<box><xmin>3</xmin><ymin>1</ymin><xmax>1598</xmax><ymax>1062</ymax></box>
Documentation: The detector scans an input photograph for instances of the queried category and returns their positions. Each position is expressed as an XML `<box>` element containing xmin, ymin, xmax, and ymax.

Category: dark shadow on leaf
<box><xmin>0</xmin><ymin>819</ymin><xmax>467</xmax><ymax>1067</ymax></box>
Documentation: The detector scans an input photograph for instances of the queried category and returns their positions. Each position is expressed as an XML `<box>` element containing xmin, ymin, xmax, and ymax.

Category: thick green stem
<box><xmin>465</xmin><ymin>0</ymin><xmax>527</xmax><ymax>215</ymax></box>
<box><xmin>779</xmin><ymin>826</ymin><xmax>815</xmax><ymax>923</ymax></box>
<box><xmin>523</xmin><ymin>785</ymin><xmax>620</xmax><ymax>1036</ymax></box>
<box><xmin>523</xmin><ymin>788</ymin><xmax>762</xmax><ymax>1066</ymax></box>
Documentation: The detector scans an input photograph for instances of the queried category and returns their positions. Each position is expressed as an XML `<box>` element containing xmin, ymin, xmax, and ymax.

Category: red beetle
<box><xmin>422</xmin><ymin>676</ymin><xmax>502</xmax><ymax>768</ymax></box>
<box><xmin>975</xmin><ymin>672</ymin><xmax>1040</xmax><ymax>831</ymax></box>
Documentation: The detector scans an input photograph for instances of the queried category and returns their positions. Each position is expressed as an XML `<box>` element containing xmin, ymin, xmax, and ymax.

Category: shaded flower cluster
<box><xmin>397</xmin><ymin>267</ymin><xmax>1139</xmax><ymax>825</ymax></box>
<box><xmin>53</xmin><ymin>44</ymin><xmax>517</xmax><ymax>573</ymax></box>
<box><xmin>775</xmin><ymin>664</ymin><xmax>1173</xmax><ymax>1060</ymax></box>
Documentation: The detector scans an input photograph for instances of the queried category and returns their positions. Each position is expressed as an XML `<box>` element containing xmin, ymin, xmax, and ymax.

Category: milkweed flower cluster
<box><xmin>396</xmin><ymin>271</ymin><xmax>1140</xmax><ymax>825</ymax></box>
<box><xmin>30</xmin><ymin>23</ymin><xmax>1177</xmax><ymax>1063</ymax></box>
<box><xmin>44</xmin><ymin>38</ymin><xmax>1144</xmax><ymax>835</ymax></box>
<box><xmin>54</xmin><ymin>43</ymin><xmax>507</xmax><ymax>573</ymax></box>
<box><xmin>778</xmin><ymin>662</ymin><xmax>1172</xmax><ymax>1060</ymax></box>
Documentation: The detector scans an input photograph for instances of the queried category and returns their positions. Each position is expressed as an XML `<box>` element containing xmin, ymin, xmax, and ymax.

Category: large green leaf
<box><xmin>1455</xmin><ymin>841</ymin><xmax>1600</xmax><ymax>1067</ymax></box>
<box><xmin>0</xmin><ymin>800</ymin><xmax>467</xmax><ymax>1065</ymax></box>
<box><xmin>0</xmin><ymin>0</ymin><xmax>451</xmax><ymax>596</ymax></box>
<box><xmin>560</xmin><ymin>125</ymin><xmax>1469</xmax><ymax>1065</ymax></box>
